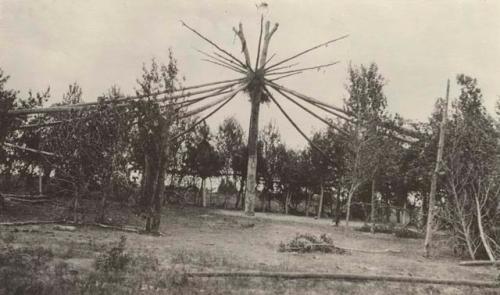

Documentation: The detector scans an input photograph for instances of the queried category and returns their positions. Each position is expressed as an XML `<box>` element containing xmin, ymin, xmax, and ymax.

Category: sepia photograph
<box><xmin>1</xmin><ymin>0</ymin><xmax>500</xmax><ymax>294</ymax></box>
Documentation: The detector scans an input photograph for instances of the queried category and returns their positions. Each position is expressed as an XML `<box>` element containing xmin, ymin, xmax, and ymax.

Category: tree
<box><xmin>2</xmin><ymin>85</ymin><xmax>50</xmax><ymax>192</ymax></box>
<box><xmin>258</xmin><ymin>121</ymin><xmax>286</xmax><ymax>212</ymax></box>
<box><xmin>184</xmin><ymin>122</ymin><xmax>223</xmax><ymax>207</ymax></box>
<box><xmin>216</xmin><ymin>117</ymin><xmax>245</xmax><ymax>177</ymax></box>
<box><xmin>215</xmin><ymin>117</ymin><xmax>245</xmax><ymax>207</ymax></box>
<box><xmin>0</xmin><ymin>69</ymin><xmax>18</xmax><ymax>151</ymax></box>
<box><xmin>437</xmin><ymin>74</ymin><xmax>499</xmax><ymax>259</ymax></box>
<box><xmin>129</xmin><ymin>53</ymin><xmax>183</xmax><ymax>233</ymax></box>
<box><xmin>342</xmin><ymin>63</ymin><xmax>387</xmax><ymax>227</ymax></box>
<box><xmin>42</xmin><ymin>83</ymin><xmax>128</xmax><ymax>222</ymax></box>
<box><xmin>309</xmin><ymin>128</ymin><xmax>338</xmax><ymax>219</ymax></box>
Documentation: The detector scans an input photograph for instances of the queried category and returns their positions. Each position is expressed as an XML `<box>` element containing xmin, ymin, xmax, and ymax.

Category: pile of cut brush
<box><xmin>278</xmin><ymin>233</ymin><xmax>348</xmax><ymax>254</ymax></box>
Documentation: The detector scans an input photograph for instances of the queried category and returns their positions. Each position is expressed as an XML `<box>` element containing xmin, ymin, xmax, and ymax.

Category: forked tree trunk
<box><xmin>474</xmin><ymin>194</ymin><xmax>495</xmax><ymax>261</ymax></box>
<box><xmin>450</xmin><ymin>184</ymin><xmax>477</xmax><ymax>259</ymax></box>
<box><xmin>424</xmin><ymin>79</ymin><xmax>449</xmax><ymax>257</ymax></box>
<box><xmin>243</xmin><ymin>21</ymin><xmax>277</xmax><ymax>216</ymax></box>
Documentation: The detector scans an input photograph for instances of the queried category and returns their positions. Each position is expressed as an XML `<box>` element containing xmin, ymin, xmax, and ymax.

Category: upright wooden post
<box><xmin>424</xmin><ymin>79</ymin><xmax>450</xmax><ymax>257</ymax></box>
<box><xmin>241</xmin><ymin>20</ymin><xmax>278</xmax><ymax>216</ymax></box>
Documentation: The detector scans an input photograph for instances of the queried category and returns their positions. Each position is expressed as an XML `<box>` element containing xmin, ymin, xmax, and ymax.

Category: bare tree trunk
<box><xmin>201</xmin><ymin>178</ymin><xmax>207</xmax><ymax>208</ymax></box>
<box><xmin>345</xmin><ymin>183</ymin><xmax>360</xmax><ymax>227</ymax></box>
<box><xmin>335</xmin><ymin>184</ymin><xmax>342</xmax><ymax>226</ymax></box>
<box><xmin>285</xmin><ymin>191</ymin><xmax>290</xmax><ymax>215</ymax></box>
<box><xmin>97</xmin><ymin>179</ymin><xmax>111</xmax><ymax>223</ymax></box>
<box><xmin>370</xmin><ymin>178</ymin><xmax>376</xmax><ymax>234</ymax></box>
<box><xmin>424</xmin><ymin>79</ymin><xmax>449</xmax><ymax>257</ymax></box>
<box><xmin>450</xmin><ymin>185</ymin><xmax>476</xmax><ymax>259</ymax></box>
<box><xmin>235</xmin><ymin>177</ymin><xmax>244</xmax><ymax>209</ymax></box>
<box><xmin>463</xmin><ymin>222</ymin><xmax>476</xmax><ymax>260</ymax></box>
<box><xmin>38</xmin><ymin>173</ymin><xmax>43</xmax><ymax>195</ymax></box>
<box><xmin>150</xmin><ymin>165</ymin><xmax>165</xmax><ymax>234</ymax></box>
<box><xmin>317</xmin><ymin>181</ymin><xmax>324</xmax><ymax>219</ymax></box>
<box><xmin>305</xmin><ymin>188</ymin><xmax>311</xmax><ymax>217</ymax></box>
<box><xmin>474</xmin><ymin>194</ymin><xmax>495</xmax><ymax>261</ymax></box>
<box><xmin>268</xmin><ymin>191</ymin><xmax>272</xmax><ymax>213</ymax></box>
<box><xmin>72</xmin><ymin>179</ymin><xmax>80</xmax><ymax>223</ymax></box>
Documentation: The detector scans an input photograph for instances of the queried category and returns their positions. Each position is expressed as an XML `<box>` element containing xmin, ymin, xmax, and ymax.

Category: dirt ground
<box><xmin>1</xmin><ymin>200</ymin><xmax>499</xmax><ymax>294</ymax></box>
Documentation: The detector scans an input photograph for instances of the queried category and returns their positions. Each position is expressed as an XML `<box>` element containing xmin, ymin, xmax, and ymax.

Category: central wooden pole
<box><xmin>244</xmin><ymin>90</ymin><xmax>261</xmax><ymax>215</ymax></box>
<box><xmin>239</xmin><ymin>20</ymin><xmax>278</xmax><ymax>215</ymax></box>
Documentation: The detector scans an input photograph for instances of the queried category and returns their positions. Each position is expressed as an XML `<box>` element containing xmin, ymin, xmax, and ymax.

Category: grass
<box><xmin>0</xmin><ymin>204</ymin><xmax>497</xmax><ymax>294</ymax></box>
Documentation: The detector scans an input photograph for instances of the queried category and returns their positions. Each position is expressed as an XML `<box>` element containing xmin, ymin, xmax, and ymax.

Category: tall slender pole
<box><xmin>424</xmin><ymin>79</ymin><xmax>450</xmax><ymax>257</ymax></box>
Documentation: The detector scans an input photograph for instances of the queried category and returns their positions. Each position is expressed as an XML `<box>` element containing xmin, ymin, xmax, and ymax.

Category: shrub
<box><xmin>0</xmin><ymin>230</ymin><xmax>15</xmax><ymax>244</ymax></box>
<box><xmin>278</xmin><ymin>233</ymin><xmax>347</xmax><ymax>254</ymax></box>
<box><xmin>0</xmin><ymin>245</ymin><xmax>77</xmax><ymax>295</ymax></box>
<box><xmin>94</xmin><ymin>235</ymin><xmax>130</xmax><ymax>272</ymax></box>
<box><xmin>394</xmin><ymin>228</ymin><xmax>423</xmax><ymax>239</ymax></box>
<box><xmin>357</xmin><ymin>223</ymin><xmax>395</xmax><ymax>234</ymax></box>
<box><xmin>81</xmin><ymin>236</ymin><xmax>168</xmax><ymax>294</ymax></box>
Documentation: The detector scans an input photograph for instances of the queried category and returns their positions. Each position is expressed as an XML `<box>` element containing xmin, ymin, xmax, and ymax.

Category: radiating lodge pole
<box><xmin>234</xmin><ymin>19</ymin><xmax>278</xmax><ymax>215</ymax></box>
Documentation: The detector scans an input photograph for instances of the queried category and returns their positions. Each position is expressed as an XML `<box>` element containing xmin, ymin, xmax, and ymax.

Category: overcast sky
<box><xmin>1</xmin><ymin>0</ymin><xmax>499</xmax><ymax>148</ymax></box>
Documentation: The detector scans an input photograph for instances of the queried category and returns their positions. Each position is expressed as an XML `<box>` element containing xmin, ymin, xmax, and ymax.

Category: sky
<box><xmin>1</xmin><ymin>0</ymin><xmax>499</xmax><ymax>148</ymax></box>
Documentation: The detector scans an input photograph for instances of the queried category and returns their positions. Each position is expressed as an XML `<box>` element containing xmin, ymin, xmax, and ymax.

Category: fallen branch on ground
<box><xmin>186</xmin><ymin>271</ymin><xmax>500</xmax><ymax>288</ymax></box>
<box><xmin>3</xmin><ymin>197</ymin><xmax>52</xmax><ymax>204</ymax></box>
<box><xmin>282</xmin><ymin>243</ymin><xmax>400</xmax><ymax>254</ymax></box>
<box><xmin>90</xmin><ymin>223</ymin><xmax>141</xmax><ymax>233</ymax></box>
<box><xmin>337</xmin><ymin>246</ymin><xmax>401</xmax><ymax>254</ymax></box>
<box><xmin>459</xmin><ymin>260</ymin><xmax>500</xmax><ymax>267</ymax></box>
<box><xmin>0</xmin><ymin>193</ymin><xmax>47</xmax><ymax>198</ymax></box>
<box><xmin>0</xmin><ymin>220</ymin><xmax>61</xmax><ymax>226</ymax></box>
<box><xmin>0</xmin><ymin>220</ymin><xmax>142</xmax><ymax>234</ymax></box>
